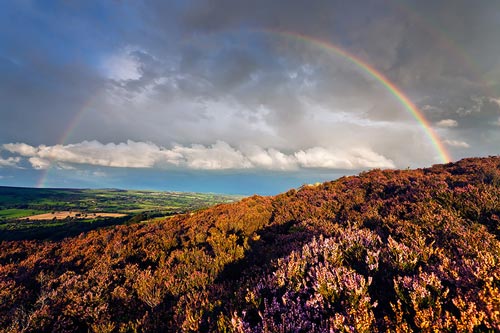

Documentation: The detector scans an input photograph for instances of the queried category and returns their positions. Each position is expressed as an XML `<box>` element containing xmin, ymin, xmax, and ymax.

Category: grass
<box><xmin>0</xmin><ymin>209</ymin><xmax>45</xmax><ymax>220</ymax></box>
<box><xmin>0</xmin><ymin>186</ymin><xmax>244</xmax><ymax>240</ymax></box>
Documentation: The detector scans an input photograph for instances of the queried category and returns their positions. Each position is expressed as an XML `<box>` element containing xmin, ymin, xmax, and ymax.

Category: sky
<box><xmin>0</xmin><ymin>0</ymin><xmax>499</xmax><ymax>195</ymax></box>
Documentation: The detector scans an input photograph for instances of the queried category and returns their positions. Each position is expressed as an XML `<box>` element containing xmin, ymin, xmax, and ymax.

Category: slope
<box><xmin>0</xmin><ymin>157</ymin><xmax>499</xmax><ymax>332</ymax></box>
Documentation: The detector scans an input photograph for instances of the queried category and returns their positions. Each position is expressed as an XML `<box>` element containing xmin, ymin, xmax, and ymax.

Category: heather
<box><xmin>1</xmin><ymin>157</ymin><xmax>499</xmax><ymax>332</ymax></box>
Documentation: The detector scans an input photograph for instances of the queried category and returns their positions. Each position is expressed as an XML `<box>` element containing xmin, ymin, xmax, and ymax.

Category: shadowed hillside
<box><xmin>1</xmin><ymin>157</ymin><xmax>499</xmax><ymax>332</ymax></box>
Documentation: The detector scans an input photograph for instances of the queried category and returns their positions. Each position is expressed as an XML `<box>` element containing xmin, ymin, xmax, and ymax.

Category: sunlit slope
<box><xmin>1</xmin><ymin>157</ymin><xmax>499</xmax><ymax>331</ymax></box>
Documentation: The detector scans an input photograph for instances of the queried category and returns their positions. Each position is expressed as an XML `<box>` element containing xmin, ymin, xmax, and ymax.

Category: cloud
<box><xmin>1</xmin><ymin>0</ymin><xmax>499</xmax><ymax>181</ymax></box>
<box><xmin>3</xmin><ymin>143</ymin><xmax>37</xmax><ymax>156</ymax></box>
<box><xmin>295</xmin><ymin>147</ymin><xmax>395</xmax><ymax>169</ymax></box>
<box><xmin>490</xmin><ymin>98</ymin><xmax>500</xmax><ymax>107</ymax></box>
<box><xmin>436</xmin><ymin>119</ymin><xmax>458</xmax><ymax>128</ymax></box>
<box><xmin>241</xmin><ymin>145</ymin><xmax>298</xmax><ymax>170</ymax></box>
<box><xmin>101</xmin><ymin>48</ymin><xmax>143</xmax><ymax>81</ymax></box>
<box><xmin>169</xmin><ymin>141</ymin><xmax>252</xmax><ymax>170</ymax></box>
<box><xmin>4</xmin><ymin>141</ymin><xmax>176</xmax><ymax>168</ymax></box>
<box><xmin>0</xmin><ymin>156</ymin><xmax>20</xmax><ymax>168</ymax></box>
<box><xmin>444</xmin><ymin>140</ymin><xmax>470</xmax><ymax>148</ymax></box>
<box><xmin>3</xmin><ymin>140</ymin><xmax>394</xmax><ymax>171</ymax></box>
<box><xmin>28</xmin><ymin>157</ymin><xmax>51</xmax><ymax>170</ymax></box>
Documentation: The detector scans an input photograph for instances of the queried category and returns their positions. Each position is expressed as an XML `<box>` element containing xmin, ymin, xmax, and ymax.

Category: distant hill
<box><xmin>0</xmin><ymin>187</ymin><xmax>241</xmax><ymax>241</ymax></box>
<box><xmin>1</xmin><ymin>157</ymin><xmax>499</xmax><ymax>332</ymax></box>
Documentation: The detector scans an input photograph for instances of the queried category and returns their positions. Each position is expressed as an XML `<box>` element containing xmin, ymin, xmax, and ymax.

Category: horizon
<box><xmin>0</xmin><ymin>166</ymin><xmax>360</xmax><ymax>195</ymax></box>
<box><xmin>1</xmin><ymin>1</ymin><xmax>499</xmax><ymax>194</ymax></box>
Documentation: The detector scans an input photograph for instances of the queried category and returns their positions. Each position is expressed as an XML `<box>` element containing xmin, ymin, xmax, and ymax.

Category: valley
<box><xmin>0</xmin><ymin>186</ymin><xmax>243</xmax><ymax>241</ymax></box>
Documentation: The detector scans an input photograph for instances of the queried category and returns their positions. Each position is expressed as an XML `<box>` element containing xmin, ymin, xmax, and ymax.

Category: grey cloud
<box><xmin>181</xmin><ymin>1</ymin><xmax>499</xmax><ymax>78</ymax></box>
<box><xmin>180</xmin><ymin>0</ymin><xmax>500</xmax><ymax>123</ymax></box>
<box><xmin>1</xmin><ymin>0</ymin><xmax>499</xmax><ymax>176</ymax></box>
<box><xmin>428</xmin><ymin>96</ymin><xmax>500</xmax><ymax>129</ymax></box>
<box><xmin>0</xmin><ymin>48</ymin><xmax>107</xmax><ymax>145</ymax></box>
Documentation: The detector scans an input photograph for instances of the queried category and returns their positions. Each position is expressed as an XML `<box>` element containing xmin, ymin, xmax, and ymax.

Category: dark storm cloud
<box><xmin>0</xmin><ymin>50</ymin><xmax>105</xmax><ymax>144</ymax></box>
<box><xmin>0</xmin><ymin>1</ymin><xmax>126</xmax><ymax>145</ymax></box>
<box><xmin>176</xmin><ymin>0</ymin><xmax>500</xmax><ymax>159</ymax></box>
<box><xmin>181</xmin><ymin>0</ymin><xmax>380</xmax><ymax>39</ymax></box>
<box><xmin>180</xmin><ymin>0</ymin><xmax>500</xmax><ymax>93</ymax></box>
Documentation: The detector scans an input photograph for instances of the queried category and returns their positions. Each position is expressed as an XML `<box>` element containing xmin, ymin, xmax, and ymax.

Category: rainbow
<box><xmin>265</xmin><ymin>30</ymin><xmax>452</xmax><ymax>163</ymax></box>
<box><xmin>37</xmin><ymin>30</ymin><xmax>453</xmax><ymax>187</ymax></box>
<box><xmin>36</xmin><ymin>97</ymin><xmax>97</xmax><ymax>188</ymax></box>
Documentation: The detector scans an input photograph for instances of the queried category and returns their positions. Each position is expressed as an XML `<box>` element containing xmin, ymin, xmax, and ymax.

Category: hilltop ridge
<box><xmin>1</xmin><ymin>157</ymin><xmax>499</xmax><ymax>332</ymax></box>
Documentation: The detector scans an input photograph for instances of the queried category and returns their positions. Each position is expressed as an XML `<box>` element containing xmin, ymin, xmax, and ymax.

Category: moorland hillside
<box><xmin>1</xmin><ymin>157</ymin><xmax>499</xmax><ymax>332</ymax></box>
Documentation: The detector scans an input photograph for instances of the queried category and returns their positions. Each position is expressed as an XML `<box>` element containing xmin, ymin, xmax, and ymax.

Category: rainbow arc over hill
<box><xmin>268</xmin><ymin>30</ymin><xmax>452</xmax><ymax>164</ymax></box>
<box><xmin>37</xmin><ymin>31</ymin><xmax>452</xmax><ymax>187</ymax></box>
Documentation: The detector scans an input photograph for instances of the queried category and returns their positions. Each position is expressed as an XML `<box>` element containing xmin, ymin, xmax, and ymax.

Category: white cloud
<box><xmin>295</xmin><ymin>147</ymin><xmax>395</xmax><ymax>169</ymax></box>
<box><xmin>444</xmin><ymin>139</ymin><xmax>470</xmax><ymax>148</ymax></box>
<box><xmin>3</xmin><ymin>143</ymin><xmax>37</xmax><ymax>156</ymax></box>
<box><xmin>101</xmin><ymin>48</ymin><xmax>142</xmax><ymax>81</ymax></box>
<box><xmin>0</xmin><ymin>156</ymin><xmax>21</xmax><ymax>167</ymax></box>
<box><xmin>28</xmin><ymin>157</ymin><xmax>51</xmax><ymax>169</ymax></box>
<box><xmin>3</xmin><ymin>140</ymin><xmax>395</xmax><ymax>171</ymax></box>
<box><xmin>4</xmin><ymin>141</ymin><xmax>169</xmax><ymax>168</ymax></box>
<box><xmin>169</xmin><ymin>141</ymin><xmax>252</xmax><ymax>170</ymax></box>
<box><xmin>490</xmin><ymin>98</ymin><xmax>500</xmax><ymax>107</ymax></box>
<box><xmin>241</xmin><ymin>145</ymin><xmax>298</xmax><ymax>170</ymax></box>
<box><xmin>436</xmin><ymin>119</ymin><xmax>458</xmax><ymax>128</ymax></box>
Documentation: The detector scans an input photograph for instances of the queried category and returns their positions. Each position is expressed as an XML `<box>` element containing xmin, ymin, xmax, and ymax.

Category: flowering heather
<box><xmin>1</xmin><ymin>157</ymin><xmax>499</xmax><ymax>332</ymax></box>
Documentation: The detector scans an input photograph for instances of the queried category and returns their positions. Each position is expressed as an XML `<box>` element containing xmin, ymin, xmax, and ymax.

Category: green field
<box><xmin>0</xmin><ymin>186</ymin><xmax>244</xmax><ymax>240</ymax></box>
<box><xmin>0</xmin><ymin>208</ymin><xmax>46</xmax><ymax>220</ymax></box>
